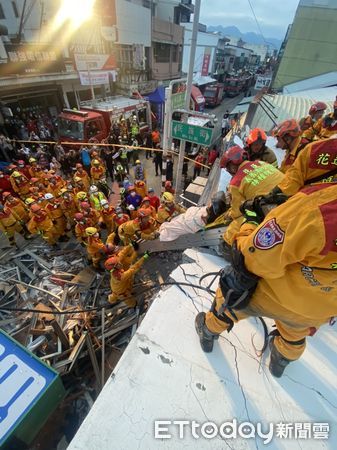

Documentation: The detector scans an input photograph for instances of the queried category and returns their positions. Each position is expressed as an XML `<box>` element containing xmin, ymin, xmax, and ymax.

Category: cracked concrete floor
<box><xmin>68</xmin><ymin>248</ymin><xmax>337</xmax><ymax>450</ymax></box>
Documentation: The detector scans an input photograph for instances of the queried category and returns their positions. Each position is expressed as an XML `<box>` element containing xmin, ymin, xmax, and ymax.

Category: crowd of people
<box><xmin>196</xmin><ymin>96</ymin><xmax>337</xmax><ymax>378</ymax></box>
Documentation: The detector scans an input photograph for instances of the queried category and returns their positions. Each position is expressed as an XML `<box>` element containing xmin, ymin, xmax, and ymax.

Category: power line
<box><xmin>246</xmin><ymin>0</ymin><xmax>268</xmax><ymax>46</ymax></box>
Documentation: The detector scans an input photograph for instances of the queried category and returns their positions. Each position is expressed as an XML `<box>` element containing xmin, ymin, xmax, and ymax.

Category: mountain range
<box><xmin>207</xmin><ymin>25</ymin><xmax>282</xmax><ymax>49</ymax></box>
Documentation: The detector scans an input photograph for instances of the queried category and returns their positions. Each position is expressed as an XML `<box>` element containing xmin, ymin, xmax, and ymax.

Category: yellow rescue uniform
<box><xmin>206</xmin><ymin>183</ymin><xmax>337</xmax><ymax>361</ymax></box>
<box><xmin>74</xmin><ymin>170</ymin><xmax>90</xmax><ymax>191</ymax></box>
<box><xmin>108</xmin><ymin>256</ymin><xmax>145</xmax><ymax>307</ymax></box>
<box><xmin>156</xmin><ymin>203</ymin><xmax>186</xmax><ymax>224</ymax></box>
<box><xmin>277</xmin><ymin>138</ymin><xmax>337</xmax><ymax>196</ymax></box>
<box><xmin>0</xmin><ymin>208</ymin><xmax>23</xmax><ymax>244</ymax></box>
<box><xmin>86</xmin><ymin>236</ymin><xmax>106</xmax><ymax>268</ymax></box>
<box><xmin>319</xmin><ymin>113</ymin><xmax>337</xmax><ymax>139</ymax></box>
<box><xmin>90</xmin><ymin>166</ymin><xmax>105</xmax><ymax>182</ymax></box>
<box><xmin>27</xmin><ymin>212</ymin><xmax>60</xmax><ymax>245</ymax></box>
<box><xmin>118</xmin><ymin>218</ymin><xmax>157</xmax><ymax>244</ymax></box>
<box><xmin>279</xmin><ymin>136</ymin><xmax>302</xmax><ymax>173</ymax></box>
<box><xmin>224</xmin><ymin>160</ymin><xmax>284</xmax><ymax>245</ymax></box>
<box><xmin>5</xmin><ymin>198</ymin><xmax>30</xmax><ymax>223</ymax></box>
<box><xmin>45</xmin><ymin>202</ymin><xmax>67</xmax><ymax>236</ymax></box>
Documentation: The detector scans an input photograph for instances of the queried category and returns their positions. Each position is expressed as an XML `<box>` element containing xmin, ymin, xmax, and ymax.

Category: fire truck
<box><xmin>203</xmin><ymin>83</ymin><xmax>224</xmax><ymax>107</ymax></box>
<box><xmin>58</xmin><ymin>96</ymin><xmax>152</xmax><ymax>144</ymax></box>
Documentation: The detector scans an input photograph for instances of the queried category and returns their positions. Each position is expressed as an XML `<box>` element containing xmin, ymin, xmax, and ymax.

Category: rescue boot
<box><xmin>269</xmin><ymin>337</ymin><xmax>292</xmax><ymax>378</ymax></box>
<box><xmin>195</xmin><ymin>312</ymin><xmax>218</xmax><ymax>353</ymax></box>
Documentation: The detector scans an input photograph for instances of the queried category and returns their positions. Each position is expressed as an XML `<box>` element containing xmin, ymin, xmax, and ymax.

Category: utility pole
<box><xmin>174</xmin><ymin>0</ymin><xmax>201</xmax><ymax>197</ymax></box>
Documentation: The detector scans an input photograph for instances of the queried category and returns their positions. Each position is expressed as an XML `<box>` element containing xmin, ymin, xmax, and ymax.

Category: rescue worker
<box><xmin>74</xmin><ymin>213</ymin><xmax>94</xmax><ymax>244</ymax></box>
<box><xmin>99</xmin><ymin>199</ymin><xmax>115</xmax><ymax>233</ymax></box>
<box><xmin>299</xmin><ymin>101</ymin><xmax>327</xmax><ymax>145</ymax></box>
<box><xmin>134</xmin><ymin>180</ymin><xmax>147</xmax><ymax>199</ymax></box>
<box><xmin>164</xmin><ymin>180</ymin><xmax>175</xmax><ymax>195</ymax></box>
<box><xmin>111</xmin><ymin>206</ymin><xmax>129</xmax><ymax>233</ymax></box>
<box><xmin>270</xmin><ymin>136</ymin><xmax>337</xmax><ymax>197</ymax></box>
<box><xmin>73</xmin><ymin>177</ymin><xmax>88</xmax><ymax>196</ymax></box>
<box><xmin>80</xmin><ymin>201</ymin><xmax>101</xmax><ymax>225</ymax></box>
<box><xmin>90</xmin><ymin>159</ymin><xmax>105</xmax><ymax>182</ymax></box>
<box><xmin>245</xmin><ymin>128</ymin><xmax>278</xmax><ymax>167</ymax></box>
<box><xmin>118</xmin><ymin>208</ymin><xmax>158</xmax><ymax>245</ymax></box>
<box><xmin>90</xmin><ymin>150</ymin><xmax>105</xmax><ymax>167</ymax></box>
<box><xmin>27</xmin><ymin>204</ymin><xmax>60</xmax><ymax>246</ymax></box>
<box><xmin>125</xmin><ymin>185</ymin><xmax>142</xmax><ymax>209</ymax></box>
<box><xmin>59</xmin><ymin>189</ymin><xmax>78</xmax><ymax>226</ymax></box>
<box><xmin>104</xmin><ymin>252</ymin><xmax>150</xmax><ymax>307</ymax></box>
<box><xmin>74</xmin><ymin>163</ymin><xmax>90</xmax><ymax>191</ymax></box>
<box><xmin>0</xmin><ymin>203</ymin><xmax>24</xmax><ymax>245</ymax></box>
<box><xmin>44</xmin><ymin>193</ymin><xmax>68</xmax><ymax>239</ymax></box>
<box><xmin>89</xmin><ymin>184</ymin><xmax>107</xmax><ymax>211</ymax></box>
<box><xmin>9</xmin><ymin>171</ymin><xmax>30</xmax><ymax>198</ymax></box>
<box><xmin>193</xmin><ymin>152</ymin><xmax>204</xmax><ymax>179</ymax></box>
<box><xmin>156</xmin><ymin>192</ymin><xmax>186</xmax><ymax>225</ymax></box>
<box><xmin>75</xmin><ymin>191</ymin><xmax>89</xmax><ymax>209</ymax></box>
<box><xmin>147</xmin><ymin>187</ymin><xmax>160</xmax><ymax>211</ymax></box>
<box><xmin>195</xmin><ymin>182</ymin><xmax>337</xmax><ymax>378</ymax></box>
<box><xmin>85</xmin><ymin>227</ymin><xmax>108</xmax><ymax>269</ymax></box>
<box><xmin>48</xmin><ymin>173</ymin><xmax>65</xmax><ymax>197</ymax></box>
<box><xmin>28</xmin><ymin>158</ymin><xmax>43</xmax><ymax>179</ymax></box>
<box><xmin>320</xmin><ymin>96</ymin><xmax>337</xmax><ymax>138</ymax></box>
<box><xmin>140</xmin><ymin>197</ymin><xmax>156</xmax><ymax>218</ymax></box>
<box><xmin>134</xmin><ymin>160</ymin><xmax>146</xmax><ymax>181</ymax></box>
<box><xmin>0</xmin><ymin>170</ymin><xmax>14</xmax><ymax>199</ymax></box>
<box><xmin>274</xmin><ymin>119</ymin><xmax>302</xmax><ymax>173</ymax></box>
<box><xmin>17</xmin><ymin>160</ymin><xmax>31</xmax><ymax>179</ymax></box>
<box><xmin>3</xmin><ymin>192</ymin><xmax>30</xmax><ymax>223</ymax></box>
<box><xmin>220</xmin><ymin>146</ymin><xmax>284</xmax><ymax>247</ymax></box>
<box><xmin>105</xmin><ymin>241</ymin><xmax>137</xmax><ymax>270</ymax></box>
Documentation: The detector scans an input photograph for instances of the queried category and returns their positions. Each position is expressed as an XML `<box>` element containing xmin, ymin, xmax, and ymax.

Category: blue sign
<box><xmin>0</xmin><ymin>330</ymin><xmax>58</xmax><ymax>446</ymax></box>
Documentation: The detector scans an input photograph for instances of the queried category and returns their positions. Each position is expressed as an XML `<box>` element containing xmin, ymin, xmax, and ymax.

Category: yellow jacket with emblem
<box><xmin>206</xmin><ymin>182</ymin><xmax>337</xmax><ymax>361</ymax></box>
<box><xmin>224</xmin><ymin>160</ymin><xmax>284</xmax><ymax>245</ymax></box>
<box><xmin>118</xmin><ymin>218</ymin><xmax>158</xmax><ymax>244</ymax></box>
<box><xmin>277</xmin><ymin>138</ymin><xmax>337</xmax><ymax>196</ymax></box>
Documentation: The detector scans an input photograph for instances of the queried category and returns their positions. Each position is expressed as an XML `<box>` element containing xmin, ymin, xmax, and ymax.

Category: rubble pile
<box><xmin>0</xmin><ymin>240</ymin><xmax>141</xmax><ymax>381</ymax></box>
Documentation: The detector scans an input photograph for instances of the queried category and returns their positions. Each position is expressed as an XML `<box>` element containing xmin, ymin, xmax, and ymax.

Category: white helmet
<box><xmin>89</xmin><ymin>185</ymin><xmax>98</xmax><ymax>193</ymax></box>
<box><xmin>128</xmin><ymin>204</ymin><xmax>135</xmax><ymax>210</ymax></box>
<box><xmin>100</xmin><ymin>199</ymin><xmax>109</xmax><ymax>206</ymax></box>
<box><xmin>44</xmin><ymin>193</ymin><xmax>54</xmax><ymax>200</ymax></box>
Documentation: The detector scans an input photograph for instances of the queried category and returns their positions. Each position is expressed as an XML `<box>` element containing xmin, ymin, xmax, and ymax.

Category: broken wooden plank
<box><xmin>67</xmin><ymin>332</ymin><xmax>87</xmax><ymax>372</ymax></box>
<box><xmin>14</xmin><ymin>258</ymin><xmax>36</xmax><ymax>280</ymax></box>
<box><xmin>51</xmin><ymin>319</ymin><xmax>70</xmax><ymax>350</ymax></box>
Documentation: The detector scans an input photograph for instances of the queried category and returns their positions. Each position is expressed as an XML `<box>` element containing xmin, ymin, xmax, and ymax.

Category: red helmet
<box><xmin>164</xmin><ymin>180</ymin><xmax>172</xmax><ymax>188</ymax></box>
<box><xmin>17</xmin><ymin>160</ymin><xmax>25</xmax><ymax>165</ymax></box>
<box><xmin>104</xmin><ymin>256</ymin><xmax>120</xmax><ymax>271</ymax></box>
<box><xmin>220</xmin><ymin>146</ymin><xmax>248</xmax><ymax>169</ymax></box>
<box><xmin>274</xmin><ymin>119</ymin><xmax>301</xmax><ymax>139</ymax></box>
<box><xmin>31</xmin><ymin>204</ymin><xmax>41</xmax><ymax>213</ymax></box>
<box><xmin>2</xmin><ymin>192</ymin><xmax>11</xmax><ymax>199</ymax></box>
<box><xmin>141</xmin><ymin>196</ymin><xmax>150</xmax><ymax>203</ymax></box>
<box><xmin>74</xmin><ymin>213</ymin><xmax>84</xmax><ymax>221</ymax></box>
<box><xmin>80</xmin><ymin>201</ymin><xmax>91</xmax><ymax>210</ymax></box>
<box><xmin>309</xmin><ymin>102</ymin><xmax>327</xmax><ymax>116</ymax></box>
<box><xmin>30</xmin><ymin>177</ymin><xmax>39</xmax><ymax>184</ymax></box>
<box><xmin>246</xmin><ymin>128</ymin><xmax>267</xmax><ymax>146</ymax></box>
<box><xmin>76</xmin><ymin>163</ymin><xmax>83</xmax><ymax>169</ymax></box>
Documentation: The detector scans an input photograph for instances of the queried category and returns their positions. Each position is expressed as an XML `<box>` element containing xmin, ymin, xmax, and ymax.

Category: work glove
<box><xmin>143</xmin><ymin>251</ymin><xmax>150</xmax><ymax>260</ymax></box>
<box><xmin>263</xmin><ymin>186</ymin><xmax>288</xmax><ymax>205</ymax></box>
<box><xmin>131</xmin><ymin>240</ymin><xmax>139</xmax><ymax>250</ymax></box>
<box><xmin>240</xmin><ymin>197</ymin><xmax>265</xmax><ymax>226</ymax></box>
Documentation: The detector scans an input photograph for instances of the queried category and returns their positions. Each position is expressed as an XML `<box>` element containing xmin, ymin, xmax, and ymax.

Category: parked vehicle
<box><xmin>203</xmin><ymin>83</ymin><xmax>224</xmax><ymax>107</ymax></box>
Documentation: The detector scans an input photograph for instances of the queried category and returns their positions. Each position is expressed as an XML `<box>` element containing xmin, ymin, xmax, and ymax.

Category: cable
<box><xmin>0</xmin><ymin>280</ymin><xmax>214</xmax><ymax>315</ymax></box>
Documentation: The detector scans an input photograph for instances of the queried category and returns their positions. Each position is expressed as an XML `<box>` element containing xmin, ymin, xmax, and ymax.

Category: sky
<box><xmin>199</xmin><ymin>0</ymin><xmax>300</xmax><ymax>39</ymax></box>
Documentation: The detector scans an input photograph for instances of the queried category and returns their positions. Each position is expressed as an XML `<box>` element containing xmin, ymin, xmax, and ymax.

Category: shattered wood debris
<box><xmin>0</xmin><ymin>240</ymin><xmax>141</xmax><ymax>378</ymax></box>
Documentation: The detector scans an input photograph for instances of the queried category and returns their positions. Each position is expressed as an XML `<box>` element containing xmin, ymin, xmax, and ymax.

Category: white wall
<box><xmin>116</xmin><ymin>0</ymin><xmax>151</xmax><ymax>47</ymax></box>
<box><xmin>182</xmin><ymin>24</ymin><xmax>220</xmax><ymax>74</ymax></box>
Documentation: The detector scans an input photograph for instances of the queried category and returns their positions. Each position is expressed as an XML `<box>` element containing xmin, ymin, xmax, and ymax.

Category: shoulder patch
<box><xmin>253</xmin><ymin>218</ymin><xmax>285</xmax><ymax>250</ymax></box>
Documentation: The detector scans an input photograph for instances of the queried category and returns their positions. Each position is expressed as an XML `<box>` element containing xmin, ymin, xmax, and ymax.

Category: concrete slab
<box><xmin>69</xmin><ymin>249</ymin><xmax>337</xmax><ymax>450</ymax></box>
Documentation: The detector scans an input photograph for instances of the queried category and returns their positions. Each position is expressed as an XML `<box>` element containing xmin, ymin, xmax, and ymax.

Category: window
<box><xmin>154</xmin><ymin>43</ymin><xmax>170</xmax><ymax>63</ymax></box>
<box><xmin>58</xmin><ymin>119</ymin><xmax>84</xmax><ymax>141</ymax></box>
<box><xmin>0</xmin><ymin>3</ymin><xmax>5</xmax><ymax>19</ymax></box>
<box><xmin>12</xmin><ymin>1</ymin><xmax>19</xmax><ymax>18</ymax></box>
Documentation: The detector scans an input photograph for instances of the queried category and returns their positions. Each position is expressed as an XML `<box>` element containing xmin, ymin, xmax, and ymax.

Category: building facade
<box><xmin>273</xmin><ymin>0</ymin><xmax>337</xmax><ymax>90</ymax></box>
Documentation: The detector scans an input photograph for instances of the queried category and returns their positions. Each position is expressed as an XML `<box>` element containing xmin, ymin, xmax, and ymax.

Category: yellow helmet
<box><xmin>29</xmin><ymin>157</ymin><xmax>37</xmax><ymax>163</ymax></box>
<box><xmin>59</xmin><ymin>188</ymin><xmax>68</xmax><ymax>196</ymax></box>
<box><xmin>12</xmin><ymin>171</ymin><xmax>21</xmax><ymax>178</ymax></box>
<box><xmin>76</xmin><ymin>191</ymin><xmax>87</xmax><ymax>200</ymax></box>
<box><xmin>85</xmin><ymin>227</ymin><xmax>98</xmax><ymax>236</ymax></box>
<box><xmin>74</xmin><ymin>176</ymin><xmax>82</xmax><ymax>183</ymax></box>
<box><xmin>162</xmin><ymin>192</ymin><xmax>174</xmax><ymax>203</ymax></box>
<box><xmin>92</xmin><ymin>159</ymin><xmax>100</xmax><ymax>165</ymax></box>
<box><xmin>25</xmin><ymin>197</ymin><xmax>35</xmax><ymax>205</ymax></box>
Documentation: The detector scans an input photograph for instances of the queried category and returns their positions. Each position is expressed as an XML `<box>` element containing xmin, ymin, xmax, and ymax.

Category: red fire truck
<box><xmin>58</xmin><ymin>96</ymin><xmax>152</xmax><ymax>144</ymax></box>
<box><xmin>203</xmin><ymin>83</ymin><xmax>224</xmax><ymax>107</ymax></box>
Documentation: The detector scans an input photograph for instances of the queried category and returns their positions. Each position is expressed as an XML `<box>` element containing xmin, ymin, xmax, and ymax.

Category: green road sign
<box><xmin>172</xmin><ymin>120</ymin><xmax>213</xmax><ymax>146</ymax></box>
<box><xmin>172</xmin><ymin>92</ymin><xmax>185</xmax><ymax>110</ymax></box>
